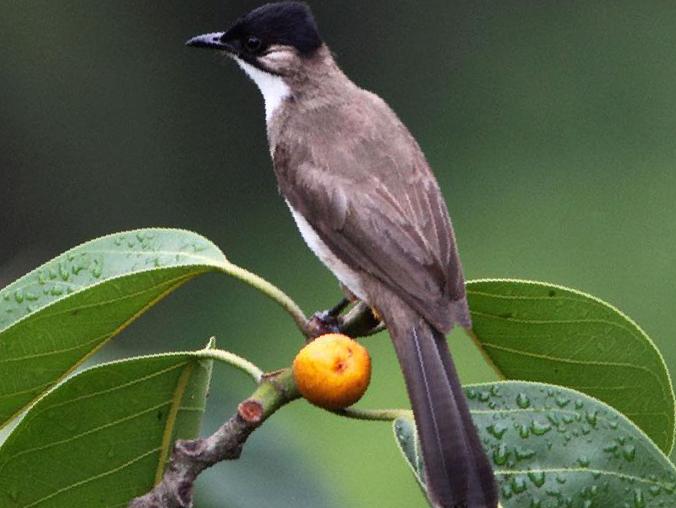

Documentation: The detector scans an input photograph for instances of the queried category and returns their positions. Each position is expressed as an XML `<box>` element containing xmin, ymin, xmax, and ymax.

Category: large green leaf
<box><xmin>394</xmin><ymin>381</ymin><xmax>676</xmax><ymax>508</ymax></box>
<box><xmin>0</xmin><ymin>350</ymin><xmax>213</xmax><ymax>507</ymax></box>
<box><xmin>0</xmin><ymin>229</ymin><xmax>226</xmax><ymax>428</ymax></box>
<box><xmin>466</xmin><ymin>279</ymin><xmax>675</xmax><ymax>453</ymax></box>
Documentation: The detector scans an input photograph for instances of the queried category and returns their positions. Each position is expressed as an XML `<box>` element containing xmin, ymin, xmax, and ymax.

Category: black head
<box><xmin>186</xmin><ymin>2</ymin><xmax>322</xmax><ymax>61</ymax></box>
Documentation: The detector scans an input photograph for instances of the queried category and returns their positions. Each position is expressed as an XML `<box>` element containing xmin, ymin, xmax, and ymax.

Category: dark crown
<box><xmin>224</xmin><ymin>2</ymin><xmax>322</xmax><ymax>55</ymax></box>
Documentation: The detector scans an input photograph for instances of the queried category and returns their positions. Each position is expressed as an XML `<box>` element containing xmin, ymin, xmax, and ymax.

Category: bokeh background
<box><xmin>2</xmin><ymin>1</ymin><xmax>675</xmax><ymax>506</ymax></box>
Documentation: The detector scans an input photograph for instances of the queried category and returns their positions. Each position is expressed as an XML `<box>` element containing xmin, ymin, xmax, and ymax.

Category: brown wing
<box><xmin>274</xmin><ymin>91</ymin><xmax>469</xmax><ymax>331</ymax></box>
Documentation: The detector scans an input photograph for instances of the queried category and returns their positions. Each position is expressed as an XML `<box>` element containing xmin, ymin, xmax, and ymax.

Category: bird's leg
<box><xmin>305</xmin><ymin>297</ymin><xmax>351</xmax><ymax>339</ymax></box>
<box><xmin>305</xmin><ymin>283</ymin><xmax>362</xmax><ymax>339</ymax></box>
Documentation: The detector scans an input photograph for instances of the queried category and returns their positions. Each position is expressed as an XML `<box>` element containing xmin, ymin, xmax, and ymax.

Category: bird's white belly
<box><xmin>286</xmin><ymin>201</ymin><xmax>367</xmax><ymax>302</ymax></box>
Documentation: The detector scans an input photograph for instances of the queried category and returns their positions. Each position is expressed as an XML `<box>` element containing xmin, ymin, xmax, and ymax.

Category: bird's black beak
<box><xmin>185</xmin><ymin>32</ymin><xmax>236</xmax><ymax>53</ymax></box>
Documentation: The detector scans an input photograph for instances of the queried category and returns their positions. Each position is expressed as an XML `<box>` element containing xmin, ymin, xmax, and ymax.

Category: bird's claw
<box><xmin>305</xmin><ymin>310</ymin><xmax>343</xmax><ymax>339</ymax></box>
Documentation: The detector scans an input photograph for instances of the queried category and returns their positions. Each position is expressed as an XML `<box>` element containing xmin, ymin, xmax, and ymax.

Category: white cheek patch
<box><xmin>235</xmin><ymin>57</ymin><xmax>291</xmax><ymax>123</ymax></box>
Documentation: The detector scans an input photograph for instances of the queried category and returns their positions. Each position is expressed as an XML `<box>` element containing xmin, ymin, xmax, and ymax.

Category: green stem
<box><xmin>194</xmin><ymin>347</ymin><xmax>264</xmax><ymax>383</ymax></box>
<box><xmin>218</xmin><ymin>261</ymin><xmax>308</xmax><ymax>335</ymax></box>
<box><xmin>334</xmin><ymin>406</ymin><xmax>411</xmax><ymax>422</ymax></box>
<box><xmin>251</xmin><ymin>368</ymin><xmax>300</xmax><ymax>419</ymax></box>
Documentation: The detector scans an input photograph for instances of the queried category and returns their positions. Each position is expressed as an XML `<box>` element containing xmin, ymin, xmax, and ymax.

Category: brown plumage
<box><xmin>269</xmin><ymin>47</ymin><xmax>469</xmax><ymax>333</ymax></box>
<box><xmin>269</xmin><ymin>45</ymin><xmax>496</xmax><ymax>508</ymax></box>
<box><xmin>187</xmin><ymin>3</ymin><xmax>498</xmax><ymax>506</ymax></box>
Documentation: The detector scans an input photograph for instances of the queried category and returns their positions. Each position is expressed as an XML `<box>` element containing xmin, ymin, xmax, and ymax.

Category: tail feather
<box><xmin>435</xmin><ymin>336</ymin><xmax>498</xmax><ymax>507</ymax></box>
<box><xmin>383</xmin><ymin>302</ymin><xmax>498</xmax><ymax>508</ymax></box>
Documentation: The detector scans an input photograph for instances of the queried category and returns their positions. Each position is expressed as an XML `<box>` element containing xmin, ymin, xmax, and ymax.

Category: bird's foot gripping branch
<box><xmin>0</xmin><ymin>229</ymin><xmax>674</xmax><ymax>507</ymax></box>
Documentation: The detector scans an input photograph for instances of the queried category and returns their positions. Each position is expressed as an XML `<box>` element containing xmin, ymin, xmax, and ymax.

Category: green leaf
<box><xmin>0</xmin><ymin>349</ymin><xmax>213</xmax><ymax>507</ymax></box>
<box><xmin>466</xmin><ymin>278</ymin><xmax>675</xmax><ymax>453</ymax></box>
<box><xmin>0</xmin><ymin>229</ymin><xmax>226</xmax><ymax>428</ymax></box>
<box><xmin>393</xmin><ymin>381</ymin><xmax>676</xmax><ymax>508</ymax></box>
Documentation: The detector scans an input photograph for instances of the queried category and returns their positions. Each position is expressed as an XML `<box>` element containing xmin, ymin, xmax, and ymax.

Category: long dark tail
<box><xmin>382</xmin><ymin>301</ymin><xmax>498</xmax><ymax>508</ymax></box>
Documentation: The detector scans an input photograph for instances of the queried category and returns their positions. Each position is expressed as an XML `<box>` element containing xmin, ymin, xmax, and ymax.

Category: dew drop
<box><xmin>528</xmin><ymin>471</ymin><xmax>546</xmax><ymax>488</ymax></box>
<box><xmin>511</xmin><ymin>475</ymin><xmax>528</xmax><ymax>494</ymax></box>
<box><xmin>585</xmin><ymin>410</ymin><xmax>598</xmax><ymax>427</ymax></box>
<box><xmin>555</xmin><ymin>396</ymin><xmax>570</xmax><ymax>408</ymax></box>
<box><xmin>648</xmin><ymin>485</ymin><xmax>660</xmax><ymax>497</ymax></box>
<box><xmin>59</xmin><ymin>262</ymin><xmax>70</xmax><ymax>281</ymax></box>
<box><xmin>562</xmin><ymin>413</ymin><xmax>575</xmax><ymax>424</ymax></box>
<box><xmin>545</xmin><ymin>486</ymin><xmax>561</xmax><ymax>497</ymax></box>
<box><xmin>515</xmin><ymin>446</ymin><xmax>536</xmax><ymax>461</ymax></box>
<box><xmin>517</xmin><ymin>393</ymin><xmax>531</xmax><ymax>408</ymax></box>
<box><xmin>622</xmin><ymin>445</ymin><xmax>636</xmax><ymax>462</ymax></box>
<box><xmin>492</xmin><ymin>443</ymin><xmax>509</xmax><ymax>465</ymax></box>
<box><xmin>531</xmin><ymin>419</ymin><xmax>552</xmax><ymax>436</ymax></box>
<box><xmin>91</xmin><ymin>259</ymin><xmax>103</xmax><ymax>278</ymax></box>
<box><xmin>518</xmin><ymin>424</ymin><xmax>531</xmax><ymax>439</ymax></box>
<box><xmin>633</xmin><ymin>488</ymin><xmax>645</xmax><ymax>508</ymax></box>
<box><xmin>487</xmin><ymin>422</ymin><xmax>508</xmax><ymax>439</ymax></box>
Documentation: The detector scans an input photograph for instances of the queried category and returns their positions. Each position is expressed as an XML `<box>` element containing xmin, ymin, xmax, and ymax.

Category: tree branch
<box><xmin>129</xmin><ymin>368</ymin><xmax>300</xmax><ymax>508</ymax></box>
<box><xmin>339</xmin><ymin>301</ymin><xmax>385</xmax><ymax>338</ymax></box>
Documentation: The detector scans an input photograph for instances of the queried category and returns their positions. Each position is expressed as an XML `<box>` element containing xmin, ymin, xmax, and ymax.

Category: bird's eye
<box><xmin>244</xmin><ymin>35</ymin><xmax>262</xmax><ymax>53</ymax></box>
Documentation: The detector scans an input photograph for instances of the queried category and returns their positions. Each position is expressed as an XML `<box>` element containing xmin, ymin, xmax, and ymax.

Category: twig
<box><xmin>334</xmin><ymin>406</ymin><xmax>411</xmax><ymax>422</ymax></box>
<box><xmin>218</xmin><ymin>261</ymin><xmax>309</xmax><ymax>335</ymax></box>
<box><xmin>193</xmin><ymin>347</ymin><xmax>264</xmax><ymax>383</ymax></box>
<box><xmin>218</xmin><ymin>262</ymin><xmax>386</xmax><ymax>340</ymax></box>
<box><xmin>129</xmin><ymin>369</ymin><xmax>300</xmax><ymax>508</ymax></box>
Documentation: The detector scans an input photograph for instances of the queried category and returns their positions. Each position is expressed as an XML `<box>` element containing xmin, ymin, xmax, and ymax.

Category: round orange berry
<box><xmin>292</xmin><ymin>333</ymin><xmax>371</xmax><ymax>410</ymax></box>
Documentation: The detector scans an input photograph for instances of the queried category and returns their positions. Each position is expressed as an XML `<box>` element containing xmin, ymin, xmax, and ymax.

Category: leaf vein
<box><xmin>22</xmin><ymin>447</ymin><xmax>161</xmax><ymax>507</ymax></box>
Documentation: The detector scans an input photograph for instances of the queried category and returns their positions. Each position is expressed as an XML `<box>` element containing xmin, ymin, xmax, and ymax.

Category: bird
<box><xmin>186</xmin><ymin>3</ymin><xmax>498</xmax><ymax>507</ymax></box>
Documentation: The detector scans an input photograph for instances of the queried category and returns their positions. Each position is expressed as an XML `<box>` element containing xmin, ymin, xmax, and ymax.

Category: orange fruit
<box><xmin>292</xmin><ymin>333</ymin><xmax>371</xmax><ymax>409</ymax></box>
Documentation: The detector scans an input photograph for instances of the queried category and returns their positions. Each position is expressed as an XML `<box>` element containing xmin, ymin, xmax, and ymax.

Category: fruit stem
<box><xmin>334</xmin><ymin>406</ymin><xmax>412</xmax><ymax>422</ymax></box>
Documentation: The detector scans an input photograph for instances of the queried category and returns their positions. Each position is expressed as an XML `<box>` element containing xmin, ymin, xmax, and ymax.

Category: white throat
<box><xmin>235</xmin><ymin>58</ymin><xmax>291</xmax><ymax>123</ymax></box>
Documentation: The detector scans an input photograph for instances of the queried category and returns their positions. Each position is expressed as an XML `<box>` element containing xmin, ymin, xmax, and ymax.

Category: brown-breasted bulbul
<box><xmin>187</xmin><ymin>3</ymin><xmax>498</xmax><ymax>507</ymax></box>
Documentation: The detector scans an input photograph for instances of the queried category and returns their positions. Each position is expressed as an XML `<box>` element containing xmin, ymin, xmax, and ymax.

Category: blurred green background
<box><xmin>2</xmin><ymin>1</ymin><xmax>675</xmax><ymax>506</ymax></box>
